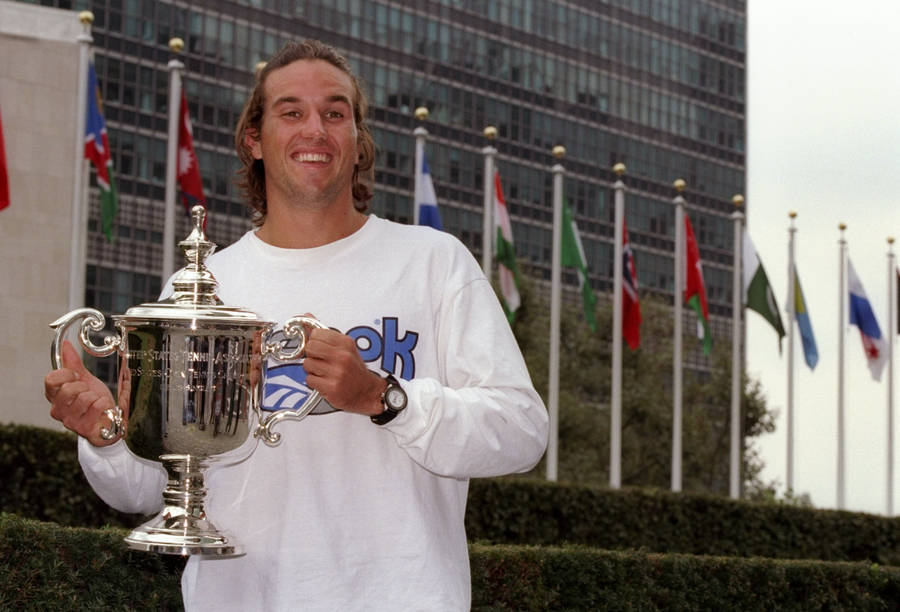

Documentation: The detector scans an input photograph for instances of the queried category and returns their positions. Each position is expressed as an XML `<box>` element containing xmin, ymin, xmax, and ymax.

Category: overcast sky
<box><xmin>746</xmin><ymin>0</ymin><xmax>900</xmax><ymax>514</ymax></box>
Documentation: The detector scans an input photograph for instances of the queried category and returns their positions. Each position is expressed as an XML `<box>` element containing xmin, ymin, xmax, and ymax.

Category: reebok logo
<box><xmin>262</xmin><ymin>317</ymin><xmax>419</xmax><ymax>413</ymax></box>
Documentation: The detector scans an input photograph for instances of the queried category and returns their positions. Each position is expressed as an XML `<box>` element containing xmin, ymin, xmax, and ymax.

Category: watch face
<box><xmin>385</xmin><ymin>385</ymin><xmax>407</xmax><ymax>410</ymax></box>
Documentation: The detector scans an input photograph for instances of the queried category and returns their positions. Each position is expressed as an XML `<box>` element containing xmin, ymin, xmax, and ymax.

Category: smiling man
<box><xmin>45</xmin><ymin>40</ymin><xmax>548</xmax><ymax>611</ymax></box>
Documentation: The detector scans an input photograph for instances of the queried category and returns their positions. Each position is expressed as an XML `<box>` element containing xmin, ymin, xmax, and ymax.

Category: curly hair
<box><xmin>234</xmin><ymin>40</ymin><xmax>376</xmax><ymax>225</ymax></box>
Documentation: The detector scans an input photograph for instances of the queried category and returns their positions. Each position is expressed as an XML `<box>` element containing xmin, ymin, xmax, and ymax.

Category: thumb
<box><xmin>60</xmin><ymin>340</ymin><xmax>91</xmax><ymax>378</ymax></box>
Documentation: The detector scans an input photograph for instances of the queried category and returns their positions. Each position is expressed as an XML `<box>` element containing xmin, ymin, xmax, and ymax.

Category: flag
<box><xmin>562</xmin><ymin>199</ymin><xmax>597</xmax><ymax>331</ymax></box>
<box><xmin>684</xmin><ymin>215</ymin><xmax>711</xmax><ymax>355</ymax></box>
<box><xmin>493</xmin><ymin>171</ymin><xmax>520</xmax><ymax>323</ymax></box>
<box><xmin>622</xmin><ymin>221</ymin><xmax>641</xmax><ymax>349</ymax></box>
<box><xmin>177</xmin><ymin>91</ymin><xmax>205</xmax><ymax>213</ymax></box>
<box><xmin>415</xmin><ymin>154</ymin><xmax>443</xmax><ymax>230</ymax></box>
<box><xmin>793</xmin><ymin>266</ymin><xmax>818</xmax><ymax>369</ymax></box>
<box><xmin>84</xmin><ymin>62</ymin><xmax>118</xmax><ymax>242</ymax></box>
<box><xmin>742</xmin><ymin>230</ymin><xmax>785</xmax><ymax>349</ymax></box>
<box><xmin>847</xmin><ymin>259</ymin><xmax>887</xmax><ymax>380</ymax></box>
<box><xmin>0</xmin><ymin>108</ymin><xmax>8</xmax><ymax>211</ymax></box>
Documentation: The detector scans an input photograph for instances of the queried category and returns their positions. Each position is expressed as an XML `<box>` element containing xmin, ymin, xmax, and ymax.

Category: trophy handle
<box><xmin>49</xmin><ymin>308</ymin><xmax>124</xmax><ymax>440</ymax></box>
<box><xmin>257</xmin><ymin>316</ymin><xmax>327</xmax><ymax>446</ymax></box>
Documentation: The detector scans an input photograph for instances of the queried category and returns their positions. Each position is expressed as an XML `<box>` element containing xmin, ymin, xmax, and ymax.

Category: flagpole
<box><xmin>610</xmin><ymin>163</ymin><xmax>626</xmax><ymax>489</ymax></box>
<box><xmin>162</xmin><ymin>37</ymin><xmax>184</xmax><ymax>284</ymax></box>
<box><xmin>787</xmin><ymin>211</ymin><xmax>797</xmax><ymax>493</ymax></box>
<box><xmin>672</xmin><ymin>178</ymin><xmax>686</xmax><ymax>493</ymax></box>
<box><xmin>838</xmin><ymin>222</ymin><xmax>847</xmax><ymax>510</ymax></box>
<box><xmin>730</xmin><ymin>194</ymin><xmax>744</xmax><ymax>499</ymax></box>
<box><xmin>413</xmin><ymin>107</ymin><xmax>428</xmax><ymax>226</ymax></box>
<box><xmin>887</xmin><ymin>236</ymin><xmax>895</xmax><ymax>516</ymax></box>
<box><xmin>547</xmin><ymin>145</ymin><xmax>565</xmax><ymax>482</ymax></box>
<box><xmin>69</xmin><ymin>11</ymin><xmax>94</xmax><ymax>310</ymax></box>
<box><xmin>481</xmin><ymin>127</ymin><xmax>497</xmax><ymax>277</ymax></box>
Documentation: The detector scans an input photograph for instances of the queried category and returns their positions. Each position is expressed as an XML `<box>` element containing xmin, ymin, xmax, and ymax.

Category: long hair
<box><xmin>234</xmin><ymin>40</ymin><xmax>376</xmax><ymax>225</ymax></box>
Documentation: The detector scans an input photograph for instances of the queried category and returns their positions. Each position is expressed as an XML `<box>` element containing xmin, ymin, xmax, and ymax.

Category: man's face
<box><xmin>247</xmin><ymin>59</ymin><xmax>359</xmax><ymax>213</ymax></box>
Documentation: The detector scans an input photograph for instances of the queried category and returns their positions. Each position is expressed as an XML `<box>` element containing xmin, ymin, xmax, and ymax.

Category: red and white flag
<box><xmin>177</xmin><ymin>92</ymin><xmax>205</xmax><ymax>213</ymax></box>
<box><xmin>622</xmin><ymin>221</ymin><xmax>641</xmax><ymax>349</ymax></box>
<box><xmin>494</xmin><ymin>171</ymin><xmax>521</xmax><ymax>323</ymax></box>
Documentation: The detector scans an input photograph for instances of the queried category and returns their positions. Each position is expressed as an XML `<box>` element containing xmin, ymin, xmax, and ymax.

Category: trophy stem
<box><xmin>124</xmin><ymin>454</ymin><xmax>243</xmax><ymax>556</ymax></box>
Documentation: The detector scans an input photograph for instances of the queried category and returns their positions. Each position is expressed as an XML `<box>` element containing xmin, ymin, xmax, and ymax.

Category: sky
<box><xmin>746</xmin><ymin>0</ymin><xmax>900</xmax><ymax>514</ymax></box>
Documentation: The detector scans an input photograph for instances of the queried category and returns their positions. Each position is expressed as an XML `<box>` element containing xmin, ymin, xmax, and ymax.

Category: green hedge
<box><xmin>0</xmin><ymin>513</ymin><xmax>184</xmax><ymax>610</ymax></box>
<box><xmin>3</xmin><ymin>513</ymin><xmax>899</xmax><ymax>611</ymax></box>
<box><xmin>469</xmin><ymin>544</ymin><xmax>900</xmax><ymax>611</ymax></box>
<box><xmin>466</xmin><ymin>478</ymin><xmax>900</xmax><ymax>566</ymax></box>
<box><xmin>5</xmin><ymin>423</ymin><xmax>900</xmax><ymax>567</ymax></box>
<box><xmin>0</xmin><ymin>424</ymin><xmax>143</xmax><ymax>528</ymax></box>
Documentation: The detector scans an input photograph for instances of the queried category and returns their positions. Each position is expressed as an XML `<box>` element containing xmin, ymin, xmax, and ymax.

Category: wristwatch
<box><xmin>371</xmin><ymin>374</ymin><xmax>407</xmax><ymax>425</ymax></box>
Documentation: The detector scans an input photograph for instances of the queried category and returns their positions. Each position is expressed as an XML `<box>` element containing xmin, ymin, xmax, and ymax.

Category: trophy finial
<box><xmin>190</xmin><ymin>204</ymin><xmax>206</xmax><ymax>231</ymax></box>
<box><xmin>172</xmin><ymin>206</ymin><xmax>221</xmax><ymax>305</ymax></box>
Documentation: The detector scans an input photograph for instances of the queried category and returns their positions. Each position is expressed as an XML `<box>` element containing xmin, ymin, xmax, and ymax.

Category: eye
<box><xmin>324</xmin><ymin>109</ymin><xmax>345</xmax><ymax>120</ymax></box>
<box><xmin>282</xmin><ymin>109</ymin><xmax>301</xmax><ymax>119</ymax></box>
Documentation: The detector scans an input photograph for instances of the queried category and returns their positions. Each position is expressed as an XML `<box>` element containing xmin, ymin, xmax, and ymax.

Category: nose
<box><xmin>300</xmin><ymin>113</ymin><xmax>326</xmax><ymax>140</ymax></box>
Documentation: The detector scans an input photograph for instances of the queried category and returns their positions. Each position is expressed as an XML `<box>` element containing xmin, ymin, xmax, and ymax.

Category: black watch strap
<box><xmin>371</xmin><ymin>374</ymin><xmax>407</xmax><ymax>425</ymax></box>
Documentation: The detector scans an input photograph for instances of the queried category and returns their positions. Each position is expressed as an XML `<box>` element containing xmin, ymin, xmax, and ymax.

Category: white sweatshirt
<box><xmin>79</xmin><ymin>215</ymin><xmax>548</xmax><ymax>611</ymax></box>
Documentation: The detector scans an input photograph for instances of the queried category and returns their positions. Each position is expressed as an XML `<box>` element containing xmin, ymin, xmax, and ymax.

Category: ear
<box><xmin>244</xmin><ymin>128</ymin><xmax>262</xmax><ymax>160</ymax></box>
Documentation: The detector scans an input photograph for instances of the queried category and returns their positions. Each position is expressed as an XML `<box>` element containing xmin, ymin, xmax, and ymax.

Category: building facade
<box><xmin>18</xmin><ymin>0</ymin><xmax>746</xmax><ymax>380</ymax></box>
<box><xmin>0</xmin><ymin>1</ymin><xmax>83</xmax><ymax>429</ymax></box>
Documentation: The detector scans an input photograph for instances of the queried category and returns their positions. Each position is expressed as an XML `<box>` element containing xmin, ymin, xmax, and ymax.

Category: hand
<box><xmin>301</xmin><ymin>325</ymin><xmax>387</xmax><ymax>416</ymax></box>
<box><xmin>44</xmin><ymin>340</ymin><xmax>122</xmax><ymax>447</ymax></box>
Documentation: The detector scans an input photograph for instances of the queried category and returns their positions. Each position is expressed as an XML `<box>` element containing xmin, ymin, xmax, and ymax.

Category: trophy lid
<box><xmin>116</xmin><ymin>206</ymin><xmax>269</xmax><ymax>325</ymax></box>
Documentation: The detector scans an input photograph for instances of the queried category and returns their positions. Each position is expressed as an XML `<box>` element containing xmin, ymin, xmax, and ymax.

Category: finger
<box><xmin>61</xmin><ymin>341</ymin><xmax>91</xmax><ymax>379</ymax></box>
<box><xmin>61</xmin><ymin>391</ymin><xmax>106</xmax><ymax>436</ymax></box>
<box><xmin>303</xmin><ymin>370</ymin><xmax>337</xmax><ymax>399</ymax></box>
<box><xmin>308</xmin><ymin>325</ymin><xmax>349</xmax><ymax>343</ymax></box>
<box><xmin>49</xmin><ymin>380</ymin><xmax>92</xmax><ymax>418</ymax></box>
<box><xmin>44</xmin><ymin>369</ymin><xmax>78</xmax><ymax>401</ymax></box>
<box><xmin>301</xmin><ymin>353</ymin><xmax>329</xmax><ymax>379</ymax></box>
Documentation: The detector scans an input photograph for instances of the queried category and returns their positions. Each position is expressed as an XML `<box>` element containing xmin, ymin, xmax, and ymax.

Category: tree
<box><xmin>504</xmin><ymin>275</ymin><xmax>782</xmax><ymax>498</ymax></box>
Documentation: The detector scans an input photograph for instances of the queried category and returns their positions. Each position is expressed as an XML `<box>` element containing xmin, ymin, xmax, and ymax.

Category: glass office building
<box><xmin>22</xmin><ymin>0</ymin><xmax>746</xmax><ymax>376</ymax></box>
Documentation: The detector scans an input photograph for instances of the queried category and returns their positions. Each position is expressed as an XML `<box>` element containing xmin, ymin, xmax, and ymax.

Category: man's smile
<box><xmin>291</xmin><ymin>152</ymin><xmax>332</xmax><ymax>163</ymax></box>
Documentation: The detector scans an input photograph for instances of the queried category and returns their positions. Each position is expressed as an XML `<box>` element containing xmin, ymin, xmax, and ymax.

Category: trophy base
<box><xmin>125</xmin><ymin>454</ymin><xmax>244</xmax><ymax>556</ymax></box>
<box><xmin>125</xmin><ymin>509</ymin><xmax>244</xmax><ymax>556</ymax></box>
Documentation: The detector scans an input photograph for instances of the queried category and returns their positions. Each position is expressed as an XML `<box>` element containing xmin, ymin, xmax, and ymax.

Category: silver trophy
<box><xmin>50</xmin><ymin>206</ymin><xmax>320</xmax><ymax>556</ymax></box>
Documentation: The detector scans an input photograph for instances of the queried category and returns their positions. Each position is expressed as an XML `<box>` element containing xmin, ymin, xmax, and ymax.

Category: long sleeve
<box><xmin>78</xmin><ymin>436</ymin><xmax>167</xmax><ymax>515</ymax></box>
<box><xmin>384</xmin><ymin>276</ymin><xmax>548</xmax><ymax>478</ymax></box>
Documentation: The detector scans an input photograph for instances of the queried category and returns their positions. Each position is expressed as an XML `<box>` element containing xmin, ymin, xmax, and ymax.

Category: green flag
<box><xmin>742</xmin><ymin>230</ymin><xmax>785</xmax><ymax>349</ymax></box>
<box><xmin>562</xmin><ymin>199</ymin><xmax>597</xmax><ymax>331</ymax></box>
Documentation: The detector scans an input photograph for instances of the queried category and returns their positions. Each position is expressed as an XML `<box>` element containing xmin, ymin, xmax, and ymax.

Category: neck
<box><xmin>256</xmin><ymin>201</ymin><xmax>367</xmax><ymax>248</ymax></box>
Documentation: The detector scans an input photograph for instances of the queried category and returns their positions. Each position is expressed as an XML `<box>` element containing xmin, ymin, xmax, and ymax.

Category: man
<box><xmin>44</xmin><ymin>40</ymin><xmax>548</xmax><ymax>611</ymax></box>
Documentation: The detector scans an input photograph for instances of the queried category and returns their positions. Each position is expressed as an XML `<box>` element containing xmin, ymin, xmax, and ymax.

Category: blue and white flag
<box><xmin>848</xmin><ymin>258</ymin><xmax>887</xmax><ymax>381</ymax></box>
<box><xmin>416</xmin><ymin>154</ymin><xmax>443</xmax><ymax>230</ymax></box>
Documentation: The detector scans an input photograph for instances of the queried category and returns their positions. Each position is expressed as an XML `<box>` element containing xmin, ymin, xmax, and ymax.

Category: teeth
<box><xmin>292</xmin><ymin>152</ymin><xmax>330</xmax><ymax>162</ymax></box>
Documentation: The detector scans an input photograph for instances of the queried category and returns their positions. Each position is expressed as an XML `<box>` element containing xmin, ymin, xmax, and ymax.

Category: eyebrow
<box><xmin>271</xmin><ymin>94</ymin><xmax>353</xmax><ymax>108</ymax></box>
